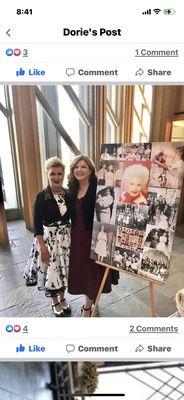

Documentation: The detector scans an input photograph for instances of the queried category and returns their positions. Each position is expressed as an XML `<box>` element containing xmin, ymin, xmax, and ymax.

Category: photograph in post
<box><xmin>90</xmin><ymin>221</ymin><xmax>117</xmax><ymax>265</ymax></box>
<box><xmin>91</xmin><ymin>141</ymin><xmax>184</xmax><ymax>285</ymax></box>
<box><xmin>119</xmin><ymin>160</ymin><xmax>151</xmax><ymax>205</ymax></box>
<box><xmin>116</xmin><ymin>226</ymin><xmax>145</xmax><ymax>253</ymax></box>
<box><xmin>147</xmin><ymin>188</ymin><xmax>181</xmax><ymax>231</ymax></box>
<box><xmin>140</xmin><ymin>248</ymin><xmax>170</xmax><ymax>282</ymax></box>
<box><xmin>150</xmin><ymin>142</ymin><xmax>184</xmax><ymax>189</ymax></box>
<box><xmin>0</xmin><ymin>361</ymin><xmax>184</xmax><ymax>400</ymax></box>
<box><xmin>114</xmin><ymin>247</ymin><xmax>141</xmax><ymax>273</ymax></box>
<box><xmin>144</xmin><ymin>225</ymin><xmax>174</xmax><ymax>257</ymax></box>
<box><xmin>97</xmin><ymin>160</ymin><xmax>124</xmax><ymax>188</ymax></box>
<box><xmin>94</xmin><ymin>186</ymin><xmax>117</xmax><ymax>225</ymax></box>
<box><xmin>1</xmin><ymin>84</ymin><xmax>184</xmax><ymax>317</ymax></box>
<box><xmin>116</xmin><ymin>204</ymin><xmax>148</xmax><ymax>230</ymax></box>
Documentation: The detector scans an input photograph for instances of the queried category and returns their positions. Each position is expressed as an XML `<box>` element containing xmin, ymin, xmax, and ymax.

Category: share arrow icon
<box><xmin>135</xmin><ymin>344</ymin><xmax>144</xmax><ymax>352</ymax></box>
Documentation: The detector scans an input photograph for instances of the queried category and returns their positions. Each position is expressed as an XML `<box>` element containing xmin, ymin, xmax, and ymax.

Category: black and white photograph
<box><xmin>144</xmin><ymin>224</ymin><xmax>174</xmax><ymax>258</ymax></box>
<box><xmin>100</xmin><ymin>143</ymin><xmax>118</xmax><ymax>160</ymax></box>
<box><xmin>116</xmin><ymin>203</ymin><xmax>148</xmax><ymax>230</ymax></box>
<box><xmin>140</xmin><ymin>248</ymin><xmax>170</xmax><ymax>282</ymax></box>
<box><xmin>91</xmin><ymin>221</ymin><xmax>117</xmax><ymax>265</ymax></box>
<box><xmin>95</xmin><ymin>186</ymin><xmax>117</xmax><ymax>224</ymax></box>
<box><xmin>116</xmin><ymin>143</ymin><xmax>152</xmax><ymax>161</ymax></box>
<box><xmin>116</xmin><ymin>226</ymin><xmax>145</xmax><ymax>252</ymax></box>
<box><xmin>114</xmin><ymin>247</ymin><xmax>141</xmax><ymax>274</ymax></box>
<box><xmin>144</xmin><ymin>225</ymin><xmax>174</xmax><ymax>258</ymax></box>
<box><xmin>97</xmin><ymin>160</ymin><xmax>123</xmax><ymax>188</ymax></box>
<box><xmin>147</xmin><ymin>187</ymin><xmax>180</xmax><ymax>230</ymax></box>
<box><xmin>150</xmin><ymin>142</ymin><xmax>184</xmax><ymax>189</ymax></box>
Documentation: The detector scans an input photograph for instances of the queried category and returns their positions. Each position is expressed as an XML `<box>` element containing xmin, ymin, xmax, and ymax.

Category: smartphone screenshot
<box><xmin>0</xmin><ymin>1</ymin><xmax>184</xmax><ymax>399</ymax></box>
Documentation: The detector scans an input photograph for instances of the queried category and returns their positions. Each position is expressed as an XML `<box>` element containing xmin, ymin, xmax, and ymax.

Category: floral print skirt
<box><xmin>24</xmin><ymin>222</ymin><xmax>70</xmax><ymax>297</ymax></box>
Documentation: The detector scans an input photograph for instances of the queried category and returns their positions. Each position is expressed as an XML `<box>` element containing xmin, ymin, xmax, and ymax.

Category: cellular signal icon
<box><xmin>142</xmin><ymin>9</ymin><xmax>151</xmax><ymax>15</ymax></box>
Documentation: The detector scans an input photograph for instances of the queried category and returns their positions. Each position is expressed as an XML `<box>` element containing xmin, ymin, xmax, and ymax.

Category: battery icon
<box><xmin>163</xmin><ymin>8</ymin><xmax>176</xmax><ymax>15</ymax></box>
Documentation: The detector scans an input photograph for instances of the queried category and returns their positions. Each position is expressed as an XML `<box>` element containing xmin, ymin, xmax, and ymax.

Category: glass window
<box><xmin>0</xmin><ymin>86</ymin><xmax>6</xmax><ymax>107</ymax></box>
<box><xmin>171</xmin><ymin>120</ymin><xmax>184</xmax><ymax>142</ymax></box>
<box><xmin>60</xmin><ymin>137</ymin><xmax>76</xmax><ymax>186</ymax></box>
<box><xmin>71</xmin><ymin>85</ymin><xmax>90</xmax><ymax>114</ymax></box>
<box><xmin>105</xmin><ymin>86</ymin><xmax>121</xmax><ymax>143</ymax></box>
<box><xmin>0</xmin><ymin>111</ymin><xmax>17</xmax><ymax>209</ymax></box>
<box><xmin>72</xmin><ymin>85</ymin><xmax>80</xmax><ymax>97</ymax></box>
<box><xmin>132</xmin><ymin>85</ymin><xmax>153</xmax><ymax>143</ymax></box>
<box><xmin>36</xmin><ymin>97</ymin><xmax>76</xmax><ymax>188</ymax></box>
<box><xmin>106</xmin><ymin>113</ymin><xmax>116</xmax><ymax>143</ymax></box>
<box><xmin>37</xmin><ymin>85</ymin><xmax>93</xmax><ymax>164</ymax></box>
<box><xmin>36</xmin><ymin>100</ymin><xmax>47</xmax><ymax>187</ymax></box>
<box><xmin>57</xmin><ymin>85</ymin><xmax>89</xmax><ymax>153</ymax></box>
<box><xmin>107</xmin><ymin>85</ymin><xmax>118</xmax><ymax>114</ymax></box>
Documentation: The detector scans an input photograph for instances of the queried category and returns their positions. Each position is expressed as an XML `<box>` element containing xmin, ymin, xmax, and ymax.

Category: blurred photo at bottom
<box><xmin>0</xmin><ymin>361</ymin><xmax>184</xmax><ymax>400</ymax></box>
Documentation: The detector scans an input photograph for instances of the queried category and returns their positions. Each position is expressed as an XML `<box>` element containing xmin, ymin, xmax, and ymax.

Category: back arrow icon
<box><xmin>6</xmin><ymin>29</ymin><xmax>11</xmax><ymax>37</ymax></box>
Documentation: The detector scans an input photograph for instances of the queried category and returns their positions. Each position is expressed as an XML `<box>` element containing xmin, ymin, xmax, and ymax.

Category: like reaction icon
<box><xmin>16</xmin><ymin>68</ymin><xmax>26</xmax><ymax>77</ymax></box>
<box><xmin>16</xmin><ymin>344</ymin><xmax>25</xmax><ymax>353</ymax></box>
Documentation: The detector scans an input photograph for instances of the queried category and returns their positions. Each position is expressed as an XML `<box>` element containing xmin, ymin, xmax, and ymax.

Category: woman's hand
<box><xmin>39</xmin><ymin>244</ymin><xmax>51</xmax><ymax>264</ymax></box>
<box><xmin>36</xmin><ymin>235</ymin><xmax>50</xmax><ymax>264</ymax></box>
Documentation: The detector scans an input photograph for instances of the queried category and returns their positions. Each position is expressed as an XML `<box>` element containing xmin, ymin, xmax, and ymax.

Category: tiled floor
<box><xmin>0</xmin><ymin>220</ymin><xmax>183</xmax><ymax>317</ymax></box>
<box><xmin>0</xmin><ymin>362</ymin><xmax>53</xmax><ymax>399</ymax></box>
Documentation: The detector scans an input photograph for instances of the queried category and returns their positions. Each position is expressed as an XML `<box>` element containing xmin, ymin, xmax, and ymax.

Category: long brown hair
<box><xmin>68</xmin><ymin>154</ymin><xmax>97</xmax><ymax>197</ymax></box>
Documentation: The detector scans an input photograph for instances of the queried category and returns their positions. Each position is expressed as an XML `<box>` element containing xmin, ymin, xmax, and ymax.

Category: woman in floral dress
<box><xmin>24</xmin><ymin>157</ymin><xmax>71</xmax><ymax>317</ymax></box>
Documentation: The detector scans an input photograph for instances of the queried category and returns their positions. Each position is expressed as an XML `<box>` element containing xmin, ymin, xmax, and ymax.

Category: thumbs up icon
<box><xmin>16</xmin><ymin>344</ymin><xmax>25</xmax><ymax>353</ymax></box>
<box><xmin>16</xmin><ymin>68</ymin><xmax>25</xmax><ymax>77</ymax></box>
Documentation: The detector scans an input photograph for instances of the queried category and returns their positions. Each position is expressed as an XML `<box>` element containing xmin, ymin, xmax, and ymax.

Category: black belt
<box><xmin>44</xmin><ymin>221</ymin><xmax>70</xmax><ymax>228</ymax></box>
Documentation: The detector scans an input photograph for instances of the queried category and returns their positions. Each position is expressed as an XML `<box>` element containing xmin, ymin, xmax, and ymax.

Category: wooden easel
<box><xmin>91</xmin><ymin>261</ymin><xmax>163</xmax><ymax>317</ymax></box>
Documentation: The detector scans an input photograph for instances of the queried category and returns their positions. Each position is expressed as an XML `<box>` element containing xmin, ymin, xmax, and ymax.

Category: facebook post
<box><xmin>0</xmin><ymin>361</ymin><xmax>184</xmax><ymax>399</ymax></box>
<box><xmin>0</xmin><ymin>0</ymin><xmax>184</xmax><ymax>395</ymax></box>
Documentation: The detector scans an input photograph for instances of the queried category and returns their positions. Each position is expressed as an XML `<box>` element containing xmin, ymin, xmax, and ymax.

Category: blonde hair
<box><xmin>123</xmin><ymin>164</ymin><xmax>149</xmax><ymax>186</ymax></box>
<box><xmin>45</xmin><ymin>156</ymin><xmax>65</xmax><ymax>172</ymax></box>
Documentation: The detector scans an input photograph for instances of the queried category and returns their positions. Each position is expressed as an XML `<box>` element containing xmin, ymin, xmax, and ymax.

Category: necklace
<box><xmin>51</xmin><ymin>187</ymin><xmax>64</xmax><ymax>195</ymax></box>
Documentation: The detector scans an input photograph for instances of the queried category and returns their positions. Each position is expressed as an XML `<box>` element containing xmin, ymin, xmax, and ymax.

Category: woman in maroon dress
<box><xmin>68</xmin><ymin>154</ymin><xmax>119</xmax><ymax>317</ymax></box>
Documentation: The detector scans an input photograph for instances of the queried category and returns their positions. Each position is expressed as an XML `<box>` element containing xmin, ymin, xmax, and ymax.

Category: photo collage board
<box><xmin>90</xmin><ymin>142</ymin><xmax>184</xmax><ymax>283</ymax></box>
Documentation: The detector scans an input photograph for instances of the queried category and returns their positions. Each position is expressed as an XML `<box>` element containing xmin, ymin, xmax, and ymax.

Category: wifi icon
<box><xmin>153</xmin><ymin>8</ymin><xmax>161</xmax><ymax>14</ymax></box>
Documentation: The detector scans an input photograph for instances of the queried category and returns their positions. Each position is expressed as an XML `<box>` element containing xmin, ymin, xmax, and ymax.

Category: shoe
<box><xmin>51</xmin><ymin>302</ymin><xmax>64</xmax><ymax>317</ymax></box>
<box><xmin>25</xmin><ymin>279</ymin><xmax>37</xmax><ymax>287</ymax></box>
<box><xmin>24</xmin><ymin>276</ymin><xmax>37</xmax><ymax>287</ymax></box>
<box><xmin>81</xmin><ymin>305</ymin><xmax>92</xmax><ymax>317</ymax></box>
<box><xmin>60</xmin><ymin>298</ymin><xmax>71</xmax><ymax>316</ymax></box>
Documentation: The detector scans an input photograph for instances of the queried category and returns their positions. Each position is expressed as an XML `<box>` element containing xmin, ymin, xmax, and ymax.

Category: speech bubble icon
<box><xmin>66</xmin><ymin>68</ymin><xmax>75</xmax><ymax>77</ymax></box>
<box><xmin>66</xmin><ymin>344</ymin><xmax>75</xmax><ymax>353</ymax></box>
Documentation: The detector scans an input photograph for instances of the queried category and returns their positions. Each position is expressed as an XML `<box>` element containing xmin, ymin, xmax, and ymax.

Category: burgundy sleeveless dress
<box><xmin>68</xmin><ymin>198</ymin><xmax>119</xmax><ymax>299</ymax></box>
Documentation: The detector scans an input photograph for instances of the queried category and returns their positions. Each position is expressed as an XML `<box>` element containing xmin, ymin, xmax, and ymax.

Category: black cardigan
<box><xmin>33</xmin><ymin>186</ymin><xmax>70</xmax><ymax>236</ymax></box>
<box><xmin>70</xmin><ymin>179</ymin><xmax>97</xmax><ymax>230</ymax></box>
<box><xmin>0</xmin><ymin>178</ymin><xmax>3</xmax><ymax>203</ymax></box>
